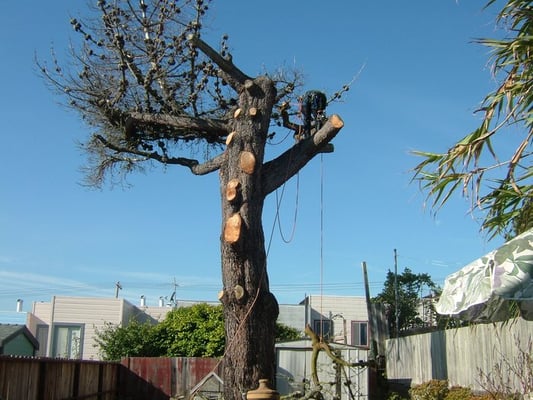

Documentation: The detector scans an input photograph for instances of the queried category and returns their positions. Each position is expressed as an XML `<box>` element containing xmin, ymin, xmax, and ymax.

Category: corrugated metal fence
<box><xmin>385</xmin><ymin>317</ymin><xmax>532</xmax><ymax>392</ymax></box>
<box><xmin>0</xmin><ymin>356</ymin><xmax>221</xmax><ymax>400</ymax></box>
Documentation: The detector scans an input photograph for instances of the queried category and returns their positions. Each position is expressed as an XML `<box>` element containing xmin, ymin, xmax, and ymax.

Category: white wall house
<box><xmin>26</xmin><ymin>294</ymin><xmax>377</xmax><ymax>360</ymax></box>
<box><xmin>303</xmin><ymin>295</ymin><xmax>371</xmax><ymax>347</ymax></box>
<box><xmin>26</xmin><ymin>296</ymin><xmax>153</xmax><ymax>360</ymax></box>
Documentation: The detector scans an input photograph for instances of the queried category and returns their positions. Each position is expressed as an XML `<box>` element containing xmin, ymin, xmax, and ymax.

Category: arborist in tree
<box><xmin>280</xmin><ymin>90</ymin><xmax>329</xmax><ymax>141</ymax></box>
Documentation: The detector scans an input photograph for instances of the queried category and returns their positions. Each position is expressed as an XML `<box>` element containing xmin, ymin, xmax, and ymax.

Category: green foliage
<box><xmin>387</xmin><ymin>392</ymin><xmax>408</xmax><ymax>400</ymax></box>
<box><xmin>411</xmin><ymin>0</ymin><xmax>533</xmax><ymax>240</ymax></box>
<box><xmin>445</xmin><ymin>387</ymin><xmax>473</xmax><ymax>400</ymax></box>
<box><xmin>409</xmin><ymin>380</ymin><xmax>449</xmax><ymax>400</ymax></box>
<box><xmin>508</xmin><ymin>198</ymin><xmax>533</xmax><ymax>240</ymax></box>
<box><xmin>373</xmin><ymin>268</ymin><xmax>436</xmax><ymax>335</ymax></box>
<box><xmin>155</xmin><ymin>303</ymin><xmax>225</xmax><ymax>357</ymax></box>
<box><xmin>275</xmin><ymin>323</ymin><xmax>303</xmax><ymax>342</ymax></box>
<box><xmin>95</xmin><ymin>319</ymin><xmax>162</xmax><ymax>361</ymax></box>
<box><xmin>95</xmin><ymin>303</ymin><xmax>300</xmax><ymax>359</ymax></box>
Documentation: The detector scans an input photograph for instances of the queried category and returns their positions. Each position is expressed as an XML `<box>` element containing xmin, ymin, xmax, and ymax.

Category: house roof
<box><xmin>0</xmin><ymin>324</ymin><xmax>39</xmax><ymax>350</ymax></box>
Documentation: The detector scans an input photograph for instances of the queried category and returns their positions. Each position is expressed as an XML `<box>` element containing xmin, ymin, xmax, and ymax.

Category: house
<box><xmin>26</xmin><ymin>294</ymin><xmax>384</xmax><ymax>361</ymax></box>
<box><xmin>0</xmin><ymin>324</ymin><xmax>39</xmax><ymax>356</ymax></box>
<box><xmin>303</xmin><ymin>295</ymin><xmax>387</xmax><ymax>346</ymax></box>
<box><xmin>26</xmin><ymin>296</ymin><xmax>155</xmax><ymax>359</ymax></box>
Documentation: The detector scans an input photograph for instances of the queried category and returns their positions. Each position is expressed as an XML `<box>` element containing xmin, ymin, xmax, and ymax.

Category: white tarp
<box><xmin>435</xmin><ymin>228</ymin><xmax>533</xmax><ymax>321</ymax></box>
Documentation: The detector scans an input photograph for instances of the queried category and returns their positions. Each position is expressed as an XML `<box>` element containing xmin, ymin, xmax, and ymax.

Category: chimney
<box><xmin>158</xmin><ymin>297</ymin><xmax>164</xmax><ymax>307</ymax></box>
<box><xmin>140</xmin><ymin>295</ymin><xmax>146</xmax><ymax>307</ymax></box>
<box><xmin>16</xmin><ymin>299</ymin><xmax>23</xmax><ymax>313</ymax></box>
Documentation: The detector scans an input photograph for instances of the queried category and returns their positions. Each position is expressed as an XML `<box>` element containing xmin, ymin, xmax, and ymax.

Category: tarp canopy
<box><xmin>435</xmin><ymin>228</ymin><xmax>533</xmax><ymax>321</ymax></box>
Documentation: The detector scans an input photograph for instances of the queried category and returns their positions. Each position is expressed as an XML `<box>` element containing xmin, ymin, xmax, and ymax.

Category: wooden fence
<box><xmin>0</xmin><ymin>357</ymin><xmax>120</xmax><ymax>400</ymax></box>
<box><xmin>385</xmin><ymin>317</ymin><xmax>533</xmax><ymax>393</ymax></box>
<box><xmin>0</xmin><ymin>356</ymin><xmax>221</xmax><ymax>400</ymax></box>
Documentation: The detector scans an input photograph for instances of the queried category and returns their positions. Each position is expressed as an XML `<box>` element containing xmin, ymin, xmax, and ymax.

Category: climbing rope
<box><xmin>319</xmin><ymin>152</ymin><xmax>325</xmax><ymax>339</ymax></box>
<box><xmin>275</xmin><ymin>172</ymin><xmax>300</xmax><ymax>244</ymax></box>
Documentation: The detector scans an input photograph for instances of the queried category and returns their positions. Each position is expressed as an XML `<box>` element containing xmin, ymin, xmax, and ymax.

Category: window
<box><xmin>52</xmin><ymin>325</ymin><xmax>83</xmax><ymax>359</ymax></box>
<box><xmin>313</xmin><ymin>319</ymin><xmax>332</xmax><ymax>339</ymax></box>
<box><xmin>35</xmin><ymin>324</ymin><xmax>49</xmax><ymax>357</ymax></box>
<box><xmin>351</xmin><ymin>321</ymin><xmax>368</xmax><ymax>346</ymax></box>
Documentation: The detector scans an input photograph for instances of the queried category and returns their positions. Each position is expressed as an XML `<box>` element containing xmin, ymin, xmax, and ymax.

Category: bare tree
<box><xmin>39</xmin><ymin>1</ymin><xmax>344</xmax><ymax>398</ymax></box>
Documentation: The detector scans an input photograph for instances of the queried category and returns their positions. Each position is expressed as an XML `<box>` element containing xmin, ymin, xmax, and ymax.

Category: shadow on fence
<box><xmin>0</xmin><ymin>356</ymin><xmax>221</xmax><ymax>400</ymax></box>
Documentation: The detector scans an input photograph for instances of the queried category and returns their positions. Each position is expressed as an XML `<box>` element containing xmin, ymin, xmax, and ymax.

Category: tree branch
<box><xmin>189</xmin><ymin>152</ymin><xmax>227</xmax><ymax>175</ymax></box>
<box><xmin>128</xmin><ymin>112</ymin><xmax>229</xmax><ymax>139</ymax></box>
<box><xmin>187</xmin><ymin>34</ymin><xmax>251</xmax><ymax>89</ymax></box>
<box><xmin>94</xmin><ymin>134</ymin><xmax>224</xmax><ymax>175</ymax></box>
<box><xmin>261</xmin><ymin>115</ymin><xmax>344</xmax><ymax>196</ymax></box>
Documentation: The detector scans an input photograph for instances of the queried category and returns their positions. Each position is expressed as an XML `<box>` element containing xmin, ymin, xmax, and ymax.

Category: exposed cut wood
<box><xmin>226</xmin><ymin>178</ymin><xmax>241</xmax><ymax>202</ymax></box>
<box><xmin>234</xmin><ymin>108</ymin><xmax>242</xmax><ymax>119</ymax></box>
<box><xmin>244</xmin><ymin>79</ymin><xmax>255</xmax><ymax>91</ymax></box>
<box><xmin>224</xmin><ymin>213</ymin><xmax>242</xmax><ymax>243</ymax></box>
<box><xmin>226</xmin><ymin>131</ymin><xmax>236</xmax><ymax>146</ymax></box>
<box><xmin>239</xmin><ymin>151</ymin><xmax>256</xmax><ymax>175</ymax></box>
<box><xmin>330</xmin><ymin>114</ymin><xmax>344</xmax><ymax>129</ymax></box>
<box><xmin>218</xmin><ymin>290</ymin><xmax>225</xmax><ymax>301</ymax></box>
<box><xmin>249</xmin><ymin>107</ymin><xmax>258</xmax><ymax>117</ymax></box>
<box><xmin>234</xmin><ymin>285</ymin><xmax>245</xmax><ymax>300</ymax></box>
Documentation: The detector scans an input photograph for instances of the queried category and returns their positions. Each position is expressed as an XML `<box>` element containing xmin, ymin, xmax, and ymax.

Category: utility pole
<box><xmin>394</xmin><ymin>249</ymin><xmax>399</xmax><ymax>338</ymax></box>
<box><xmin>362</xmin><ymin>261</ymin><xmax>376</xmax><ymax>359</ymax></box>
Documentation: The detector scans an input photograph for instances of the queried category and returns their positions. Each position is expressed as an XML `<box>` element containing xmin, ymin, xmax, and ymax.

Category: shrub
<box><xmin>445</xmin><ymin>386</ymin><xmax>472</xmax><ymax>400</ymax></box>
<box><xmin>387</xmin><ymin>391</ymin><xmax>408</xmax><ymax>400</ymax></box>
<box><xmin>409</xmin><ymin>380</ymin><xmax>449</xmax><ymax>400</ymax></box>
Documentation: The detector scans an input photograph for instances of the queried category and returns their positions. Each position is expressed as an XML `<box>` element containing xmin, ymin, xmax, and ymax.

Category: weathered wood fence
<box><xmin>0</xmin><ymin>356</ymin><xmax>221</xmax><ymax>400</ymax></box>
<box><xmin>0</xmin><ymin>357</ymin><xmax>120</xmax><ymax>400</ymax></box>
<box><xmin>385</xmin><ymin>317</ymin><xmax>532</xmax><ymax>393</ymax></box>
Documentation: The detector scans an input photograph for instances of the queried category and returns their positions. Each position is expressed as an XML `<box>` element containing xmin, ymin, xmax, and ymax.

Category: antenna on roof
<box><xmin>115</xmin><ymin>281</ymin><xmax>123</xmax><ymax>298</ymax></box>
<box><xmin>165</xmin><ymin>277</ymin><xmax>179</xmax><ymax>307</ymax></box>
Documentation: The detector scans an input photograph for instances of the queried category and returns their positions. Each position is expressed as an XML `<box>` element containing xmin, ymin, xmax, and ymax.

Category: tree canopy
<box><xmin>38</xmin><ymin>0</ymin><xmax>308</xmax><ymax>185</ymax></box>
<box><xmin>373</xmin><ymin>267</ymin><xmax>436</xmax><ymax>336</ymax></box>
<box><xmin>95</xmin><ymin>303</ymin><xmax>303</xmax><ymax>361</ymax></box>
<box><xmin>157</xmin><ymin>302</ymin><xmax>225</xmax><ymax>357</ymax></box>
<box><xmin>95</xmin><ymin>318</ymin><xmax>162</xmax><ymax>361</ymax></box>
<box><xmin>412</xmin><ymin>0</ymin><xmax>533</xmax><ymax>240</ymax></box>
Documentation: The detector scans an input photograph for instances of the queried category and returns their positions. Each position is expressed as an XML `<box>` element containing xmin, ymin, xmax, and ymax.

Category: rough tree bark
<box><xmin>218</xmin><ymin>76</ymin><xmax>279</xmax><ymax>399</ymax></box>
<box><xmin>181</xmin><ymin>36</ymin><xmax>344</xmax><ymax>399</ymax></box>
<box><xmin>213</xmin><ymin>77</ymin><xmax>343</xmax><ymax>399</ymax></box>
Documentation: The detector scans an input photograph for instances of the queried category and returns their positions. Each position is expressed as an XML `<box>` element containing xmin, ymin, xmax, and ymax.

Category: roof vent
<box><xmin>16</xmin><ymin>299</ymin><xmax>23</xmax><ymax>313</ymax></box>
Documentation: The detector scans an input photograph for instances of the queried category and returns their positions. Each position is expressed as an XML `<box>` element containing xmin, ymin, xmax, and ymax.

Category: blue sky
<box><xmin>0</xmin><ymin>1</ymin><xmax>508</xmax><ymax>322</ymax></box>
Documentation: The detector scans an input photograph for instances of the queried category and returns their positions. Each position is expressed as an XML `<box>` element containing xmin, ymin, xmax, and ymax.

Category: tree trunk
<box><xmin>219</xmin><ymin>76</ymin><xmax>279</xmax><ymax>400</ymax></box>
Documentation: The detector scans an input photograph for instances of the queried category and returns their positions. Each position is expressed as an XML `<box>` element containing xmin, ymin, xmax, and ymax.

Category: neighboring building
<box><xmin>26</xmin><ymin>296</ymin><xmax>155</xmax><ymax>360</ymax></box>
<box><xmin>277</xmin><ymin>303</ymin><xmax>306</xmax><ymax>332</ymax></box>
<box><xmin>0</xmin><ymin>324</ymin><xmax>39</xmax><ymax>356</ymax></box>
<box><xmin>26</xmin><ymin>294</ymin><xmax>384</xmax><ymax>360</ymax></box>
<box><xmin>417</xmin><ymin>294</ymin><xmax>438</xmax><ymax>327</ymax></box>
<box><xmin>302</xmin><ymin>295</ymin><xmax>370</xmax><ymax>346</ymax></box>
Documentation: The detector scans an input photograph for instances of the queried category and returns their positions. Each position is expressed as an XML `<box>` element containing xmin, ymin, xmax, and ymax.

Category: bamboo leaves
<box><xmin>412</xmin><ymin>0</ymin><xmax>533</xmax><ymax>239</ymax></box>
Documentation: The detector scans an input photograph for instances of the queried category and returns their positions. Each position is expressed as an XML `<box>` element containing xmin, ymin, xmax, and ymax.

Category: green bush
<box><xmin>445</xmin><ymin>386</ymin><xmax>472</xmax><ymax>400</ymax></box>
<box><xmin>409</xmin><ymin>380</ymin><xmax>449</xmax><ymax>400</ymax></box>
<box><xmin>387</xmin><ymin>392</ymin><xmax>408</xmax><ymax>400</ymax></box>
<box><xmin>470</xmin><ymin>395</ymin><xmax>495</xmax><ymax>400</ymax></box>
